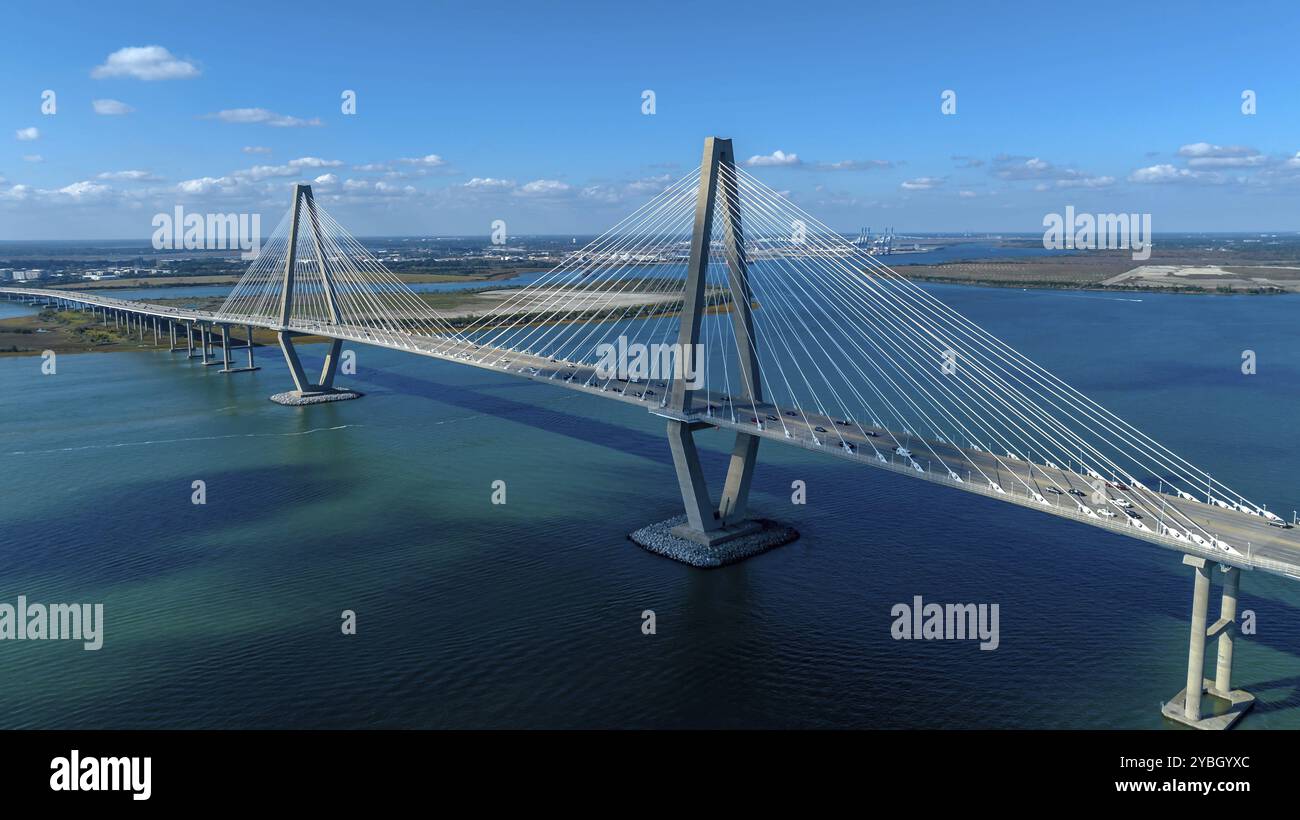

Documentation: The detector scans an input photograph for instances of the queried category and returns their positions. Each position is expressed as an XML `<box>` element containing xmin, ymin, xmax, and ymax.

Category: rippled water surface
<box><xmin>2</xmin><ymin>283</ymin><xmax>1299</xmax><ymax>728</ymax></box>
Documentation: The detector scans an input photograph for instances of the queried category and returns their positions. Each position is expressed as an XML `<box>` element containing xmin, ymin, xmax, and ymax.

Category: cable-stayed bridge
<box><xmin>4</xmin><ymin>137</ymin><xmax>1295</xmax><ymax>729</ymax></box>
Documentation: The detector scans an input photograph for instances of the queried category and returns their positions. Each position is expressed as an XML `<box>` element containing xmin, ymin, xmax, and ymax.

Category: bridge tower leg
<box><xmin>630</xmin><ymin>137</ymin><xmax>797</xmax><ymax>567</ymax></box>
<box><xmin>269</xmin><ymin>183</ymin><xmax>359</xmax><ymax>405</ymax></box>
<box><xmin>1162</xmin><ymin>556</ymin><xmax>1255</xmax><ymax>729</ymax></box>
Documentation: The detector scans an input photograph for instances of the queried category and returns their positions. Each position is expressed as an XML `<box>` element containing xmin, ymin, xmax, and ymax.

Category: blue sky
<box><xmin>3</xmin><ymin>0</ymin><xmax>1300</xmax><ymax>238</ymax></box>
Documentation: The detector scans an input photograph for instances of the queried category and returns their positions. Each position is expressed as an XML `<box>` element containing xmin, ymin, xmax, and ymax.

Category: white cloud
<box><xmin>234</xmin><ymin>157</ymin><xmax>343</xmax><ymax>181</ymax></box>
<box><xmin>514</xmin><ymin>179</ymin><xmax>571</xmax><ymax>197</ymax></box>
<box><xmin>55</xmin><ymin>181</ymin><xmax>113</xmax><ymax>201</ymax></box>
<box><xmin>97</xmin><ymin>170</ymin><xmax>160</xmax><ymax>181</ymax></box>
<box><xmin>15</xmin><ymin>127</ymin><xmax>39</xmax><ymax>141</ymax></box>
<box><xmin>1177</xmin><ymin>142</ymin><xmax>1254</xmax><ymax>158</ymax></box>
<box><xmin>289</xmin><ymin>157</ymin><xmax>342</xmax><ymax>169</ymax></box>
<box><xmin>313</xmin><ymin>173</ymin><xmax>338</xmax><ymax>186</ymax></box>
<box><xmin>339</xmin><ymin>178</ymin><xmax>417</xmax><ymax>197</ymax></box>
<box><xmin>745</xmin><ymin>150</ymin><xmax>801</xmax><ymax>167</ymax></box>
<box><xmin>202</xmin><ymin>108</ymin><xmax>323</xmax><ymax>128</ymax></box>
<box><xmin>1128</xmin><ymin>164</ymin><xmax>1199</xmax><ymax>183</ymax></box>
<box><xmin>243</xmin><ymin>146</ymin><xmax>272</xmax><ymax>155</ymax></box>
<box><xmin>399</xmin><ymin>154</ymin><xmax>446</xmax><ymax>167</ymax></box>
<box><xmin>23</xmin><ymin>154</ymin><xmax>43</xmax><ymax>163</ymax></box>
<box><xmin>463</xmin><ymin>177</ymin><xmax>516</xmax><ymax>190</ymax></box>
<box><xmin>91</xmin><ymin>46</ymin><xmax>199</xmax><ymax>81</ymax></box>
<box><xmin>958</xmin><ymin>190</ymin><xmax>977</xmax><ymax>198</ymax></box>
<box><xmin>175</xmin><ymin>176</ymin><xmax>237</xmax><ymax>195</ymax></box>
<box><xmin>92</xmin><ymin>99</ymin><xmax>134</xmax><ymax>115</ymax></box>
<box><xmin>1174</xmin><ymin>143</ymin><xmax>1266</xmax><ymax>169</ymax></box>
<box><xmin>352</xmin><ymin>162</ymin><xmax>391</xmax><ymax>172</ymax></box>
<box><xmin>900</xmin><ymin>176</ymin><xmax>944</xmax><ymax>190</ymax></box>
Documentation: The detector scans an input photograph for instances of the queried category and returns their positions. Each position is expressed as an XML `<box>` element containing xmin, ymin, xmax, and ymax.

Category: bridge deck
<box><xmin>8</xmin><ymin>286</ymin><xmax>1300</xmax><ymax>580</ymax></box>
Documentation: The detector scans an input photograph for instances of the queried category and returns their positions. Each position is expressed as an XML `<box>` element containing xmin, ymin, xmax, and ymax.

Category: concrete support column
<box><xmin>718</xmin><ymin>432</ymin><xmax>761</xmax><ymax>525</ymax></box>
<box><xmin>153</xmin><ymin>317</ymin><xmax>159</xmax><ymax>346</ymax></box>
<box><xmin>186</xmin><ymin>322</ymin><xmax>195</xmax><ymax>358</ymax></box>
<box><xmin>1183</xmin><ymin>555</ymin><xmax>1212</xmax><ymax>721</ymax></box>
<box><xmin>200</xmin><ymin>325</ymin><xmax>210</xmax><ymax>364</ymax></box>
<box><xmin>667</xmin><ymin>420</ymin><xmax>720</xmax><ymax>536</ymax></box>
<box><xmin>277</xmin><ymin>331</ymin><xmax>311</xmax><ymax>393</ymax></box>
<box><xmin>319</xmin><ymin>338</ymin><xmax>344</xmax><ymax>389</ymax></box>
<box><xmin>246</xmin><ymin>325</ymin><xmax>255</xmax><ymax>368</ymax></box>
<box><xmin>221</xmin><ymin>324</ymin><xmax>231</xmax><ymax>370</ymax></box>
<box><xmin>169</xmin><ymin>321</ymin><xmax>177</xmax><ymax>351</ymax></box>
<box><xmin>1215</xmin><ymin>565</ymin><xmax>1241</xmax><ymax>694</ymax></box>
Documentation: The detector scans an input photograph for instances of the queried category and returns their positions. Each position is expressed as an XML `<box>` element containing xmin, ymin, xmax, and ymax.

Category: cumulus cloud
<box><xmin>515</xmin><ymin>179</ymin><xmax>571</xmax><ymax>196</ymax></box>
<box><xmin>340</xmin><ymin>178</ymin><xmax>416</xmax><ymax>197</ymax></box>
<box><xmin>97</xmin><ymin>170</ymin><xmax>160</xmax><ymax>181</ymax></box>
<box><xmin>92</xmin><ymin>99</ymin><xmax>134</xmax><ymax>115</ymax></box>
<box><xmin>175</xmin><ymin>176</ymin><xmax>238</xmax><ymax>195</ymax></box>
<box><xmin>991</xmin><ymin>154</ymin><xmax>1111</xmax><ymax>188</ymax></box>
<box><xmin>54</xmin><ymin>181</ymin><xmax>113</xmax><ymax>201</ymax></box>
<box><xmin>900</xmin><ymin>176</ymin><xmax>944</xmax><ymax>191</ymax></box>
<box><xmin>399</xmin><ymin>154</ymin><xmax>446</xmax><ymax>167</ymax></box>
<box><xmin>243</xmin><ymin>146</ymin><xmax>272</xmax><ymax>155</ymax></box>
<box><xmin>15</xmin><ymin>127</ymin><xmax>39</xmax><ymax>141</ymax></box>
<box><xmin>313</xmin><ymin>173</ymin><xmax>338</xmax><ymax>186</ymax></box>
<box><xmin>463</xmin><ymin>177</ymin><xmax>517</xmax><ymax>190</ymax></box>
<box><xmin>745</xmin><ymin>150</ymin><xmax>801</xmax><ymax>167</ymax></box>
<box><xmin>1127</xmin><ymin>163</ymin><xmax>1224</xmax><ymax>184</ymax></box>
<box><xmin>1180</xmin><ymin>142</ymin><xmax>1268</xmax><ymax>168</ymax></box>
<box><xmin>91</xmin><ymin>46</ymin><xmax>199</xmax><ymax>81</ymax></box>
<box><xmin>233</xmin><ymin>157</ymin><xmax>342</xmax><ymax>181</ymax></box>
<box><xmin>202</xmin><ymin>108</ymin><xmax>323</xmax><ymax>128</ymax></box>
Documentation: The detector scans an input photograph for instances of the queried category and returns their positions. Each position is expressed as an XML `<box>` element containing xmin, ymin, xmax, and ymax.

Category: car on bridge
<box><xmin>895</xmin><ymin>446</ymin><xmax>913</xmax><ymax>458</ymax></box>
<box><xmin>1097</xmin><ymin>508</ymin><xmax>1117</xmax><ymax>518</ymax></box>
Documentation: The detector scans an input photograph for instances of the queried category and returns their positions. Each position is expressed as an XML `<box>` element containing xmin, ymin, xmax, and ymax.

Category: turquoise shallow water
<box><xmin>2</xmin><ymin>283</ymin><xmax>1299</xmax><ymax>729</ymax></box>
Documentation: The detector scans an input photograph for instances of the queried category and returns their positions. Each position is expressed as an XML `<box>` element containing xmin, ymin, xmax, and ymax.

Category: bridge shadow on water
<box><xmin>355</xmin><ymin>365</ymin><xmax>1300</xmax><ymax>666</ymax></box>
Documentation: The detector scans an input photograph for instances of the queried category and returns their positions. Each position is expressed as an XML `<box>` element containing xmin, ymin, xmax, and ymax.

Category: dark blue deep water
<box><xmin>2</xmin><ymin>283</ymin><xmax>1299</xmax><ymax>728</ymax></box>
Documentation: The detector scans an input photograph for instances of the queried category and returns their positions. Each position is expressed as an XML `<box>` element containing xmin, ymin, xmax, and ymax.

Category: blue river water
<box><xmin>1</xmin><ymin>282</ymin><xmax>1299</xmax><ymax>729</ymax></box>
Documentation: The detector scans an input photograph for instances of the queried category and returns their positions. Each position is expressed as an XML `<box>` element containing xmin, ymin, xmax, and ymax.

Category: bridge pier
<box><xmin>1162</xmin><ymin>556</ymin><xmax>1255</xmax><ymax>729</ymax></box>
<box><xmin>269</xmin><ymin>331</ymin><xmax>358</xmax><ymax>405</ymax></box>
<box><xmin>219</xmin><ymin>323</ymin><xmax>260</xmax><ymax>374</ymax></box>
